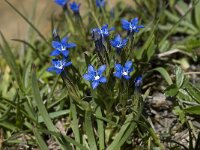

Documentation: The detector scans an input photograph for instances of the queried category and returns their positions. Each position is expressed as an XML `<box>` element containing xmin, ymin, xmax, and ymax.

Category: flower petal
<box><xmin>124</xmin><ymin>61</ymin><xmax>132</xmax><ymax>70</ymax></box>
<box><xmin>47</xmin><ymin>66</ymin><xmax>56</xmax><ymax>72</ymax></box>
<box><xmin>99</xmin><ymin>76</ymin><xmax>107</xmax><ymax>83</ymax></box>
<box><xmin>50</xmin><ymin>50</ymin><xmax>61</xmax><ymax>56</ymax></box>
<box><xmin>61</xmin><ymin>36</ymin><xmax>68</xmax><ymax>43</ymax></box>
<box><xmin>97</xmin><ymin>64</ymin><xmax>106</xmax><ymax>75</ymax></box>
<box><xmin>88</xmin><ymin>65</ymin><xmax>96</xmax><ymax>74</ymax></box>
<box><xmin>131</xmin><ymin>18</ymin><xmax>138</xmax><ymax>26</ymax></box>
<box><xmin>114</xmin><ymin>71</ymin><xmax>122</xmax><ymax>78</ymax></box>
<box><xmin>64</xmin><ymin>61</ymin><xmax>72</xmax><ymax>67</ymax></box>
<box><xmin>52</xmin><ymin>41</ymin><xmax>61</xmax><ymax>49</ymax></box>
<box><xmin>123</xmin><ymin>75</ymin><xmax>131</xmax><ymax>80</ymax></box>
<box><xmin>83</xmin><ymin>73</ymin><xmax>93</xmax><ymax>81</ymax></box>
<box><xmin>92</xmin><ymin>81</ymin><xmax>99</xmax><ymax>89</ymax></box>
<box><xmin>55</xmin><ymin>69</ymin><xmax>63</xmax><ymax>74</ymax></box>
<box><xmin>66</xmin><ymin>43</ymin><xmax>76</xmax><ymax>48</ymax></box>
<box><xmin>115</xmin><ymin>64</ymin><xmax>123</xmax><ymax>72</ymax></box>
<box><xmin>61</xmin><ymin>50</ymin><xmax>70</xmax><ymax>57</ymax></box>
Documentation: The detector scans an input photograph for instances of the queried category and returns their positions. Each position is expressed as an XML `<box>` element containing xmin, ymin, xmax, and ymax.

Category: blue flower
<box><xmin>94</xmin><ymin>24</ymin><xmax>114</xmax><ymax>39</ymax></box>
<box><xmin>110</xmin><ymin>34</ymin><xmax>128</xmax><ymax>49</ymax></box>
<box><xmin>47</xmin><ymin>58</ymin><xmax>72</xmax><ymax>74</ymax></box>
<box><xmin>121</xmin><ymin>18</ymin><xmax>144</xmax><ymax>33</ymax></box>
<box><xmin>83</xmin><ymin>65</ymin><xmax>107</xmax><ymax>89</ymax></box>
<box><xmin>69</xmin><ymin>2</ymin><xmax>81</xmax><ymax>14</ymax></box>
<box><xmin>96</xmin><ymin>0</ymin><xmax>105</xmax><ymax>7</ymax></box>
<box><xmin>54</xmin><ymin>0</ymin><xmax>68</xmax><ymax>7</ymax></box>
<box><xmin>114</xmin><ymin>61</ymin><xmax>134</xmax><ymax>80</ymax></box>
<box><xmin>50</xmin><ymin>36</ymin><xmax>76</xmax><ymax>57</ymax></box>
<box><xmin>135</xmin><ymin>76</ymin><xmax>142</xmax><ymax>87</ymax></box>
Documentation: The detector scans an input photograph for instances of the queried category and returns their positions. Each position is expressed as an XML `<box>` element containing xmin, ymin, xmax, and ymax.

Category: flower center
<box><xmin>61</xmin><ymin>45</ymin><xmax>66</xmax><ymax>51</ymax></box>
<box><xmin>55</xmin><ymin>61</ymin><xmax>63</xmax><ymax>69</ymax></box>
<box><xmin>130</xmin><ymin>24</ymin><xmax>136</xmax><ymax>31</ymax></box>
<box><xmin>94</xmin><ymin>75</ymin><xmax>100</xmax><ymax>80</ymax></box>
<box><xmin>122</xmin><ymin>71</ymin><xmax>128</xmax><ymax>76</ymax></box>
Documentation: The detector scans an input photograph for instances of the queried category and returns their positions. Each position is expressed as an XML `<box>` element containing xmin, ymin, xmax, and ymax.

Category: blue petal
<box><xmin>88</xmin><ymin>65</ymin><xmax>96</xmax><ymax>74</ymax></box>
<box><xmin>110</xmin><ymin>40</ymin><xmax>117</xmax><ymax>47</ymax></box>
<box><xmin>50</xmin><ymin>50</ymin><xmax>61</xmax><ymax>56</ymax></box>
<box><xmin>66</xmin><ymin>43</ymin><xmax>76</xmax><ymax>48</ymax></box>
<box><xmin>114</xmin><ymin>71</ymin><xmax>122</xmax><ymax>78</ymax></box>
<box><xmin>47</xmin><ymin>66</ymin><xmax>56</xmax><ymax>72</ymax></box>
<box><xmin>92</xmin><ymin>81</ymin><xmax>99</xmax><ymax>89</ymax></box>
<box><xmin>123</xmin><ymin>75</ymin><xmax>131</xmax><ymax>80</ymax></box>
<box><xmin>115</xmin><ymin>64</ymin><xmax>123</xmax><ymax>72</ymax></box>
<box><xmin>121</xmin><ymin>19</ymin><xmax>130</xmax><ymax>30</ymax></box>
<box><xmin>122</xmin><ymin>39</ymin><xmax>128</xmax><ymax>46</ymax></box>
<box><xmin>61</xmin><ymin>50</ymin><xmax>70</xmax><ymax>57</ymax></box>
<box><xmin>115</xmin><ymin>34</ymin><xmax>121</xmax><ymax>42</ymax></box>
<box><xmin>131</xmin><ymin>18</ymin><xmax>139</xmax><ymax>26</ymax></box>
<box><xmin>55</xmin><ymin>69</ymin><xmax>63</xmax><ymax>74</ymax></box>
<box><xmin>64</xmin><ymin>61</ymin><xmax>72</xmax><ymax>67</ymax></box>
<box><xmin>124</xmin><ymin>61</ymin><xmax>132</xmax><ymax>70</ymax></box>
<box><xmin>138</xmin><ymin>25</ymin><xmax>144</xmax><ymax>28</ymax></box>
<box><xmin>52</xmin><ymin>41</ymin><xmax>61</xmax><ymax>49</ymax></box>
<box><xmin>109</xmin><ymin>27</ymin><xmax>115</xmax><ymax>32</ymax></box>
<box><xmin>97</xmin><ymin>64</ymin><xmax>106</xmax><ymax>75</ymax></box>
<box><xmin>99</xmin><ymin>76</ymin><xmax>107</xmax><ymax>83</ymax></box>
<box><xmin>83</xmin><ymin>73</ymin><xmax>94</xmax><ymax>81</ymax></box>
<box><xmin>52</xmin><ymin>59</ymin><xmax>59</xmax><ymax>65</ymax></box>
<box><xmin>54</xmin><ymin>0</ymin><xmax>68</xmax><ymax>6</ymax></box>
<box><xmin>61</xmin><ymin>36</ymin><xmax>68</xmax><ymax>43</ymax></box>
<box><xmin>102</xmin><ymin>24</ymin><xmax>108</xmax><ymax>30</ymax></box>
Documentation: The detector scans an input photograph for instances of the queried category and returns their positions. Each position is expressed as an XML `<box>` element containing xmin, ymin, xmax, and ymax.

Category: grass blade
<box><xmin>85</xmin><ymin>110</ymin><xmax>97</xmax><ymax>150</ymax></box>
<box><xmin>33</xmin><ymin>127</ymin><xmax>49</xmax><ymax>150</ymax></box>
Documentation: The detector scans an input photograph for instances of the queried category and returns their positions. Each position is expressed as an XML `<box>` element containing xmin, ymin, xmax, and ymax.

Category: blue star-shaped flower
<box><xmin>83</xmin><ymin>65</ymin><xmax>107</xmax><ymax>89</ymax></box>
<box><xmin>121</xmin><ymin>18</ymin><xmax>144</xmax><ymax>33</ymax></box>
<box><xmin>135</xmin><ymin>76</ymin><xmax>142</xmax><ymax>87</ymax></box>
<box><xmin>47</xmin><ymin>58</ymin><xmax>72</xmax><ymax>74</ymax></box>
<box><xmin>110</xmin><ymin>34</ymin><xmax>128</xmax><ymax>49</ymax></box>
<box><xmin>94</xmin><ymin>24</ymin><xmax>114</xmax><ymax>39</ymax></box>
<box><xmin>96</xmin><ymin>0</ymin><xmax>105</xmax><ymax>7</ymax></box>
<box><xmin>50</xmin><ymin>36</ymin><xmax>76</xmax><ymax>57</ymax></box>
<box><xmin>114</xmin><ymin>61</ymin><xmax>134</xmax><ymax>80</ymax></box>
<box><xmin>54</xmin><ymin>0</ymin><xmax>68</xmax><ymax>7</ymax></box>
<box><xmin>69</xmin><ymin>2</ymin><xmax>81</xmax><ymax>14</ymax></box>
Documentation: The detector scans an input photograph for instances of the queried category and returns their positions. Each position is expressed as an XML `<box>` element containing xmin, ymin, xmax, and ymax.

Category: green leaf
<box><xmin>184</xmin><ymin>106</ymin><xmax>200</xmax><ymax>115</ymax></box>
<box><xmin>84</xmin><ymin>110</ymin><xmax>97</xmax><ymax>150</ymax></box>
<box><xmin>95</xmin><ymin>106</ymin><xmax>104</xmax><ymax>150</ymax></box>
<box><xmin>0</xmin><ymin>32</ymin><xmax>23</xmax><ymax>90</ymax></box>
<box><xmin>33</xmin><ymin>127</ymin><xmax>49</xmax><ymax>150</ymax></box>
<box><xmin>175</xmin><ymin>66</ymin><xmax>185</xmax><ymax>88</ymax></box>
<box><xmin>185</xmin><ymin>83</ymin><xmax>200</xmax><ymax>103</ymax></box>
<box><xmin>194</xmin><ymin>0</ymin><xmax>200</xmax><ymax>29</ymax></box>
<box><xmin>146</xmin><ymin>67</ymin><xmax>173</xmax><ymax>85</ymax></box>
<box><xmin>164</xmin><ymin>84</ymin><xmax>178</xmax><ymax>97</ymax></box>
<box><xmin>32</xmin><ymin>68</ymin><xmax>67</xmax><ymax>150</ymax></box>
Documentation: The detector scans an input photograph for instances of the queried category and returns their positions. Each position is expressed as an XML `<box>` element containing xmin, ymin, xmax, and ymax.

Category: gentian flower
<box><xmin>54</xmin><ymin>0</ymin><xmax>68</xmax><ymax>7</ymax></box>
<box><xmin>96</xmin><ymin>0</ymin><xmax>105</xmax><ymax>7</ymax></box>
<box><xmin>121</xmin><ymin>18</ymin><xmax>144</xmax><ymax>33</ymax></box>
<box><xmin>94</xmin><ymin>24</ymin><xmax>114</xmax><ymax>39</ymax></box>
<box><xmin>135</xmin><ymin>76</ymin><xmax>142</xmax><ymax>87</ymax></box>
<box><xmin>110</xmin><ymin>34</ymin><xmax>128</xmax><ymax>50</ymax></box>
<box><xmin>69</xmin><ymin>2</ymin><xmax>81</xmax><ymax>14</ymax></box>
<box><xmin>47</xmin><ymin>58</ymin><xmax>72</xmax><ymax>74</ymax></box>
<box><xmin>83</xmin><ymin>65</ymin><xmax>107</xmax><ymax>89</ymax></box>
<box><xmin>114</xmin><ymin>61</ymin><xmax>134</xmax><ymax>80</ymax></box>
<box><xmin>50</xmin><ymin>36</ymin><xmax>76</xmax><ymax>57</ymax></box>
